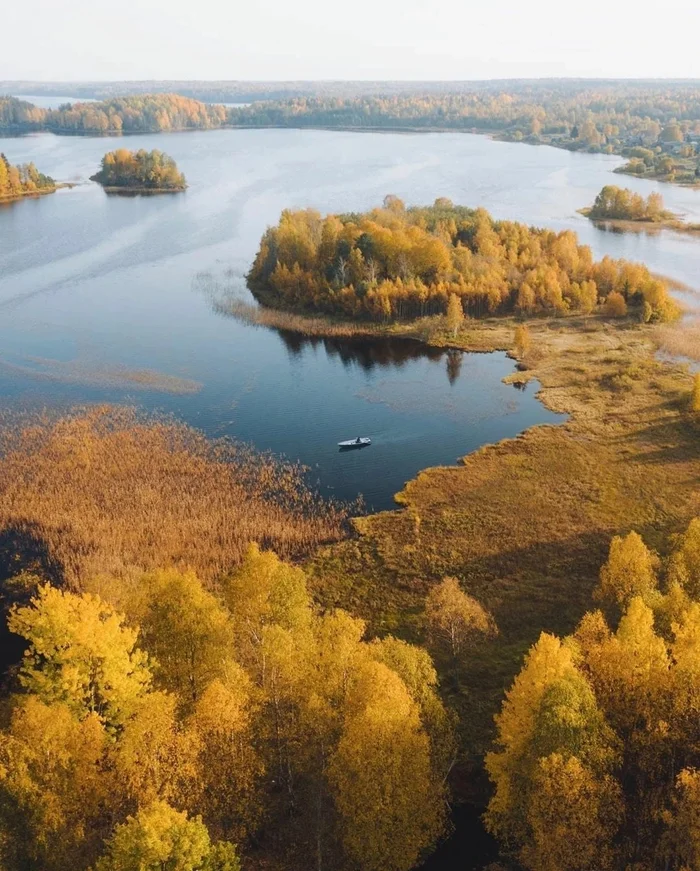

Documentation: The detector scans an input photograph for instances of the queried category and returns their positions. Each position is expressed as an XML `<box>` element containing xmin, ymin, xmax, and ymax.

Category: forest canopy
<box><xmin>91</xmin><ymin>149</ymin><xmax>187</xmax><ymax>191</ymax></box>
<box><xmin>585</xmin><ymin>185</ymin><xmax>671</xmax><ymax>222</ymax></box>
<box><xmin>247</xmin><ymin>198</ymin><xmax>679</xmax><ymax>322</ymax></box>
<box><xmin>0</xmin><ymin>152</ymin><xmax>55</xmax><ymax>201</ymax></box>
<box><xmin>486</xmin><ymin>518</ymin><xmax>700</xmax><ymax>871</ymax></box>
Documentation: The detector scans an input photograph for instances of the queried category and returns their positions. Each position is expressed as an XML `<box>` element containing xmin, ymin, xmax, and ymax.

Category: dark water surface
<box><xmin>1</xmin><ymin>128</ymin><xmax>699</xmax><ymax>510</ymax></box>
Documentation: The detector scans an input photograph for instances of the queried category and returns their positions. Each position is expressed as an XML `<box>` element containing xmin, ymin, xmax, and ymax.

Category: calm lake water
<box><xmin>1</xmin><ymin>127</ymin><xmax>699</xmax><ymax>510</ymax></box>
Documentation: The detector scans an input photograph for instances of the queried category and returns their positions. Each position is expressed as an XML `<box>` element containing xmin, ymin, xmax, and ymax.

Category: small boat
<box><xmin>338</xmin><ymin>437</ymin><xmax>371</xmax><ymax>448</ymax></box>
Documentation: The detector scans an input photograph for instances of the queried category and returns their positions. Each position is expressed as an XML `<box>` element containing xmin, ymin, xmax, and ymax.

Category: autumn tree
<box><xmin>187</xmin><ymin>676</ymin><xmax>264</xmax><ymax>843</ymax></box>
<box><xmin>604</xmin><ymin>291</ymin><xmax>628</xmax><ymax>318</ymax></box>
<box><xmin>691</xmin><ymin>372</ymin><xmax>700</xmax><ymax>413</ymax></box>
<box><xmin>485</xmin><ymin>633</ymin><xmax>618</xmax><ymax>858</ymax></box>
<box><xmin>93</xmin><ymin>800</ymin><xmax>239</xmax><ymax>871</ymax></box>
<box><xmin>127</xmin><ymin>569</ymin><xmax>235</xmax><ymax>709</ymax></box>
<box><xmin>445</xmin><ymin>293</ymin><xmax>465</xmax><ymax>336</ymax></box>
<box><xmin>596</xmin><ymin>531</ymin><xmax>659</xmax><ymax>609</ymax></box>
<box><xmin>8</xmin><ymin>585</ymin><xmax>152</xmax><ymax>731</ymax></box>
<box><xmin>425</xmin><ymin>577</ymin><xmax>496</xmax><ymax>657</ymax></box>
<box><xmin>0</xmin><ymin>697</ymin><xmax>111</xmax><ymax>871</ymax></box>
<box><xmin>523</xmin><ymin>753</ymin><xmax>622</xmax><ymax>871</ymax></box>
<box><xmin>513</xmin><ymin>324</ymin><xmax>532</xmax><ymax>357</ymax></box>
<box><xmin>668</xmin><ymin>517</ymin><xmax>700</xmax><ymax>601</ymax></box>
<box><xmin>329</xmin><ymin>660</ymin><xmax>444</xmax><ymax>871</ymax></box>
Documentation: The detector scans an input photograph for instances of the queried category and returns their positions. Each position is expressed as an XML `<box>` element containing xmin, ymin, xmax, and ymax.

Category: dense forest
<box><xmin>0</xmin><ymin>94</ymin><xmax>227</xmax><ymax>135</ymax></box>
<box><xmin>0</xmin><ymin>152</ymin><xmax>55</xmax><ymax>201</ymax></box>
<box><xmin>0</xmin><ymin>409</ymin><xmax>452</xmax><ymax>871</ymax></box>
<box><xmin>487</xmin><ymin>519</ymin><xmax>700</xmax><ymax>870</ymax></box>
<box><xmin>91</xmin><ymin>149</ymin><xmax>187</xmax><ymax>191</ymax></box>
<box><xmin>585</xmin><ymin>185</ymin><xmax>671</xmax><ymax>222</ymax></box>
<box><xmin>247</xmin><ymin>198</ymin><xmax>679</xmax><ymax>322</ymax></box>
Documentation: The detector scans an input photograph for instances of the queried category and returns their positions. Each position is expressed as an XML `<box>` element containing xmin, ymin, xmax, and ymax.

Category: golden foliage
<box><xmin>248</xmin><ymin>201</ymin><xmax>678</xmax><ymax>322</ymax></box>
<box><xmin>425</xmin><ymin>576</ymin><xmax>497</xmax><ymax>656</ymax></box>
<box><xmin>596</xmin><ymin>530</ymin><xmax>659</xmax><ymax>608</ymax></box>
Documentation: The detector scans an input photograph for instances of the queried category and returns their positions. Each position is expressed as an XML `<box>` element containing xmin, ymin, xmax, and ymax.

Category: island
<box><xmin>90</xmin><ymin>148</ymin><xmax>187</xmax><ymax>193</ymax></box>
<box><xmin>580</xmin><ymin>184</ymin><xmax>700</xmax><ymax>235</ymax></box>
<box><xmin>0</xmin><ymin>153</ymin><xmax>56</xmax><ymax>203</ymax></box>
<box><xmin>246</xmin><ymin>197</ymin><xmax>679</xmax><ymax>327</ymax></box>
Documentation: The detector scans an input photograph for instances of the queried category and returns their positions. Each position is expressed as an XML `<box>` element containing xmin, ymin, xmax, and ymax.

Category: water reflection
<box><xmin>276</xmin><ymin>330</ymin><xmax>444</xmax><ymax>372</ymax></box>
<box><xmin>445</xmin><ymin>349</ymin><xmax>463</xmax><ymax>386</ymax></box>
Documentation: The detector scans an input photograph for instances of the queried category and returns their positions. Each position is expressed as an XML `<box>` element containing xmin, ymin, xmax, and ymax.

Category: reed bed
<box><xmin>212</xmin><ymin>296</ymin><xmax>383</xmax><ymax>338</ymax></box>
<box><xmin>0</xmin><ymin>406</ymin><xmax>350</xmax><ymax>587</ymax></box>
<box><xmin>654</xmin><ymin>319</ymin><xmax>700</xmax><ymax>363</ymax></box>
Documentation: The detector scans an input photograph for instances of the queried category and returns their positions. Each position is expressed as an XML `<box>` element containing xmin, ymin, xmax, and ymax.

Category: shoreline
<box><xmin>1</xmin><ymin>121</ymin><xmax>696</xmax><ymax>187</ymax></box>
<box><xmin>578</xmin><ymin>206</ymin><xmax>700</xmax><ymax>236</ymax></box>
<box><xmin>97</xmin><ymin>184</ymin><xmax>187</xmax><ymax>194</ymax></box>
<box><xmin>308</xmin><ymin>309</ymin><xmax>700</xmax><ymax>803</ymax></box>
<box><xmin>0</xmin><ymin>186</ymin><xmax>57</xmax><ymax>204</ymax></box>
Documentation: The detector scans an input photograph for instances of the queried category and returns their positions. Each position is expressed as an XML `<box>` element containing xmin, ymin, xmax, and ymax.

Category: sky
<box><xmin>3</xmin><ymin>0</ymin><xmax>700</xmax><ymax>81</ymax></box>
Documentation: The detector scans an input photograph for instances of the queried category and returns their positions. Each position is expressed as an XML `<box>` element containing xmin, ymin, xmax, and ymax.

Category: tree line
<box><xmin>0</xmin><ymin>94</ymin><xmax>227</xmax><ymax>135</ymax></box>
<box><xmin>226</xmin><ymin>87</ymin><xmax>700</xmax><ymax>182</ymax></box>
<box><xmin>91</xmin><ymin>149</ymin><xmax>186</xmax><ymax>191</ymax></box>
<box><xmin>247</xmin><ymin>197</ymin><xmax>679</xmax><ymax>322</ymax></box>
<box><xmin>0</xmin><ymin>152</ymin><xmax>55</xmax><ymax>200</ymax></box>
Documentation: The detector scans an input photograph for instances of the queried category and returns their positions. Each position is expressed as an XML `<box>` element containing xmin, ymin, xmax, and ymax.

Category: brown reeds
<box><xmin>212</xmin><ymin>296</ymin><xmax>382</xmax><ymax>338</ymax></box>
<box><xmin>0</xmin><ymin>406</ymin><xmax>350</xmax><ymax>587</ymax></box>
<box><xmin>654</xmin><ymin>319</ymin><xmax>700</xmax><ymax>363</ymax></box>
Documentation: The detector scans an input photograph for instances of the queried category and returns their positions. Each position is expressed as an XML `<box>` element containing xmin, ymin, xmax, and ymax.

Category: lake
<box><xmin>1</xmin><ymin>127</ymin><xmax>699</xmax><ymax>510</ymax></box>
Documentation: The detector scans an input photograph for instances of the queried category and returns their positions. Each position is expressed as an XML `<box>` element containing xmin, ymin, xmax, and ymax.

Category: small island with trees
<box><xmin>580</xmin><ymin>185</ymin><xmax>700</xmax><ymax>236</ymax></box>
<box><xmin>246</xmin><ymin>197</ymin><xmax>679</xmax><ymax>329</ymax></box>
<box><xmin>90</xmin><ymin>148</ymin><xmax>187</xmax><ymax>193</ymax></box>
<box><xmin>0</xmin><ymin>153</ymin><xmax>56</xmax><ymax>203</ymax></box>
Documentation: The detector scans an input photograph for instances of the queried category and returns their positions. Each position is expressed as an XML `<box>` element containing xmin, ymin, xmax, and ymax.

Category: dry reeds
<box><xmin>212</xmin><ymin>296</ymin><xmax>382</xmax><ymax>338</ymax></box>
<box><xmin>654</xmin><ymin>320</ymin><xmax>700</xmax><ymax>363</ymax></box>
<box><xmin>0</xmin><ymin>406</ymin><xmax>349</xmax><ymax>587</ymax></box>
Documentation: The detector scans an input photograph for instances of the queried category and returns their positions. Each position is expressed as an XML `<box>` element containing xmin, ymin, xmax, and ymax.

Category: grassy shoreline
<box><xmin>579</xmin><ymin>206</ymin><xmax>700</xmax><ymax>236</ymax></box>
<box><xmin>0</xmin><ymin>185</ymin><xmax>57</xmax><ymax>204</ymax></box>
<box><xmin>291</xmin><ymin>312</ymin><xmax>700</xmax><ymax>802</ymax></box>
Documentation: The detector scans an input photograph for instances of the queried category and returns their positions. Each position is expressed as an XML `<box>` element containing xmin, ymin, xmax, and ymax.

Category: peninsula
<box><xmin>0</xmin><ymin>153</ymin><xmax>56</xmax><ymax>203</ymax></box>
<box><xmin>90</xmin><ymin>148</ymin><xmax>187</xmax><ymax>193</ymax></box>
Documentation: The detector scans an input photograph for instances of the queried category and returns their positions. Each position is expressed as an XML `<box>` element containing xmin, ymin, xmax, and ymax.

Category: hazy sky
<box><xmin>3</xmin><ymin>0</ymin><xmax>700</xmax><ymax>81</ymax></box>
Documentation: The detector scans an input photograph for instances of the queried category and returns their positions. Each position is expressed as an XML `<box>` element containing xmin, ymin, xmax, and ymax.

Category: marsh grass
<box><xmin>309</xmin><ymin>318</ymin><xmax>700</xmax><ymax>783</ymax></box>
<box><xmin>0</xmin><ymin>406</ymin><xmax>350</xmax><ymax>587</ymax></box>
<box><xmin>654</xmin><ymin>320</ymin><xmax>700</xmax><ymax>363</ymax></box>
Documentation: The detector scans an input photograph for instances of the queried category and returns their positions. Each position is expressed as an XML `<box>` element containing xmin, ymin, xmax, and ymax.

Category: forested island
<box><xmin>90</xmin><ymin>149</ymin><xmax>187</xmax><ymax>192</ymax></box>
<box><xmin>0</xmin><ymin>152</ymin><xmax>56</xmax><ymax>202</ymax></box>
<box><xmin>581</xmin><ymin>185</ymin><xmax>700</xmax><ymax>235</ymax></box>
<box><xmin>0</xmin><ymin>93</ymin><xmax>227</xmax><ymax>135</ymax></box>
<box><xmin>247</xmin><ymin>197</ymin><xmax>679</xmax><ymax>324</ymax></box>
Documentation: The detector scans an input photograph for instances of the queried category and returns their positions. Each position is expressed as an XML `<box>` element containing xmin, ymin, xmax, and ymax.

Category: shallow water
<box><xmin>1</xmin><ymin>127</ymin><xmax>699</xmax><ymax>510</ymax></box>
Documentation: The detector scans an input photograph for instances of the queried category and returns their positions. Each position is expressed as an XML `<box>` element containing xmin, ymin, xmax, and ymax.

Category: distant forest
<box><xmin>3</xmin><ymin>83</ymin><xmax>700</xmax><ymax>180</ymax></box>
<box><xmin>0</xmin><ymin>94</ymin><xmax>227</xmax><ymax>135</ymax></box>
